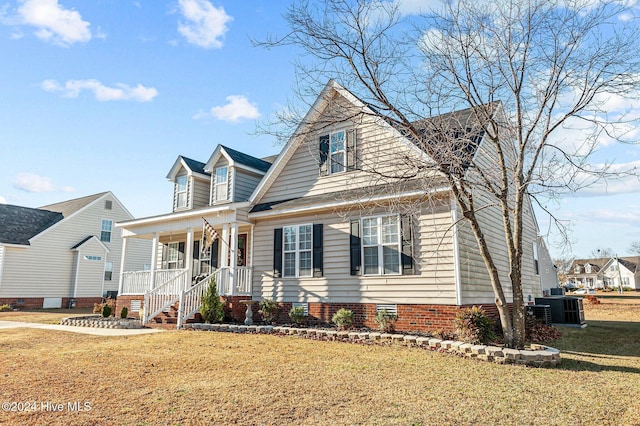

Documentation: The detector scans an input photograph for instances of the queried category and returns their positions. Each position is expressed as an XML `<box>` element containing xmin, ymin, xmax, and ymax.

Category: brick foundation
<box><xmin>115</xmin><ymin>295</ymin><xmax>145</xmax><ymax>319</ymax></box>
<box><xmin>0</xmin><ymin>297</ymin><xmax>101</xmax><ymax>310</ymax></box>
<box><xmin>255</xmin><ymin>301</ymin><xmax>508</xmax><ymax>333</ymax></box>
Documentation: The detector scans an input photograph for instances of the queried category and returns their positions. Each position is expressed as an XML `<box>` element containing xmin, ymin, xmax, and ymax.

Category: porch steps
<box><xmin>148</xmin><ymin>302</ymin><xmax>201</xmax><ymax>328</ymax></box>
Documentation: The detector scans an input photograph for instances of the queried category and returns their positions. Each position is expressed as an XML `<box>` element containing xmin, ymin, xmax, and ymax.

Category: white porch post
<box><xmin>185</xmin><ymin>227</ymin><xmax>194</xmax><ymax>284</ymax></box>
<box><xmin>117</xmin><ymin>236</ymin><xmax>128</xmax><ymax>295</ymax></box>
<box><xmin>150</xmin><ymin>232</ymin><xmax>159</xmax><ymax>291</ymax></box>
<box><xmin>229</xmin><ymin>222</ymin><xmax>238</xmax><ymax>294</ymax></box>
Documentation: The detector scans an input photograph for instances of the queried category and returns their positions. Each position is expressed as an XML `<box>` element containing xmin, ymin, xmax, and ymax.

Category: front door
<box><xmin>229</xmin><ymin>233</ymin><xmax>248</xmax><ymax>266</ymax></box>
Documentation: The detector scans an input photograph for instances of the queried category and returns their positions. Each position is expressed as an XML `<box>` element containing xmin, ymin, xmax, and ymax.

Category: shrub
<box><xmin>258</xmin><ymin>299</ymin><xmax>281</xmax><ymax>323</ymax></box>
<box><xmin>120</xmin><ymin>306</ymin><xmax>129</xmax><ymax>319</ymax></box>
<box><xmin>454</xmin><ymin>306</ymin><xmax>495</xmax><ymax>344</ymax></box>
<box><xmin>332</xmin><ymin>308</ymin><xmax>354</xmax><ymax>330</ymax></box>
<box><xmin>585</xmin><ymin>295</ymin><xmax>601</xmax><ymax>305</ymax></box>
<box><xmin>201</xmin><ymin>277</ymin><xmax>224</xmax><ymax>324</ymax></box>
<box><xmin>374</xmin><ymin>309</ymin><xmax>398</xmax><ymax>332</ymax></box>
<box><xmin>289</xmin><ymin>306</ymin><xmax>307</xmax><ymax>325</ymax></box>
<box><xmin>0</xmin><ymin>304</ymin><xmax>12</xmax><ymax>312</ymax></box>
<box><xmin>525</xmin><ymin>314</ymin><xmax>562</xmax><ymax>344</ymax></box>
<box><xmin>430</xmin><ymin>328</ymin><xmax>457</xmax><ymax>341</ymax></box>
<box><xmin>101</xmin><ymin>303</ymin><xmax>112</xmax><ymax>318</ymax></box>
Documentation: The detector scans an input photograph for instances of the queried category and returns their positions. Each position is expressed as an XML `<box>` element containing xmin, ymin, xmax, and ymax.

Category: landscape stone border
<box><xmin>60</xmin><ymin>315</ymin><xmax>143</xmax><ymax>329</ymax></box>
<box><xmin>184</xmin><ymin>323</ymin><xmax>561</xmax><ymax>367</ymax></box>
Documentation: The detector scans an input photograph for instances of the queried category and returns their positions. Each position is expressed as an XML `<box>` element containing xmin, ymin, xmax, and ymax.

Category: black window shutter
<box><xmin>211</xmin><ymin>239</ymin><xmax>219</xmax><ymax>269</ymax></box>
<box><xmin>319</xmin><ymin>135</ymin><xmax>329</xmax><ymax>176</ymax></box>
<box><xmin>346</xmin><ymin>129</ymin><xmax>357</xmax><ymax>171</ymax></box>
<box><xmin>193</xmin><ymin>240</ymin><xmax>200</xmax><ymax>261</ymax></box>
<box><xmin>350</xmin><ymin>219</ymin><xmax>361</xmax><ymax>276</ymax></box>
<box><xmin>273</xmin><ymin>228</ymin><xmax>283</xmax><ymax>278</ymax></box>
<box><xmin>401</xmin><ymin>215</ymin><xmax>414</xmax><ymax>275</ymax></box>
<box><xmin>313</xmin><ymin>224</ymin><xmax>323</xmax><ymax>277</ymax></box>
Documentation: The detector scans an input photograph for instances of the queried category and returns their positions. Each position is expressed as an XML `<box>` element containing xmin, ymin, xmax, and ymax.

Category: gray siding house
<box><xmin>117</xmin><ymin>80</ymin><xmax>552</xmax><ymax>331</ymax></box>
<box><xmin>0</xmin><ymin>192</ymin><xmax>150</xmax><ymax>309</ymax></box>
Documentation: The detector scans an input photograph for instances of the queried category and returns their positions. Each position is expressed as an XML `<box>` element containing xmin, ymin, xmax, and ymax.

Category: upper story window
<box><xmin>585</xmin><ymin>264</ymin><xmax>592</xmax><ymax>274</ymax></box>
<box><xmin>104</xmin><ymin>261</ymin><xmax>113</xmax><ymax>281</ymax></box>
<box><xmin>362</xmin><ymin>215</ymin><xmax>400</xmax><ymax>275</ymax></box>
<box><xmin>100</xmin><ymin>220</ymin><xmax>112</xmax><ymax>243</ymax></box>
<box><xmin>176</xmin><ymin>175</ymin><xmax>188</xmax><ymax>208</ymax></box>
<box><xmin>283</xmin><ymin>224</ymin><xmax>313</xmax><ymax>278</ymax></box>
<box><xmin>532</xmin><ymin>242</ymin><xmax>539</xmax><ymax>275</ymax></box>
<box><xmin>574</xmin><ymin>265</ymin><xmax>581</xmax><ymax>274</ymax></box>
<box><xmin>215</xmin><ymin>167</ymin><xmax>229</xmax><ymax>202</ymax></box>
<box><xmin>319</xmin><ymin>129</ymin><xmax>356</xmax><ymax>176</ymax></box>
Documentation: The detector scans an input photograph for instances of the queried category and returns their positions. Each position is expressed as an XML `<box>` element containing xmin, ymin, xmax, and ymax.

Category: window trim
<box><xmin>100</xmin><ymin>219</ymin><xmax>113</xmax><ymax>243</ymax></box>
<box><xmin>361</xmin><ymin>215</ymin><xmax>401</xmax><ymax>276</ymax></box>
<box><xmin>176</xmin><ymin>175</ymin><xmax>188</xmax><ymax>208</ymax></box>
<box><xmin>282</xmin><ymin>224</ymin><xmax>313</xmax><ymax>278</ymax></box>
<box><xmin>215</xmin><ymin>166</ymin><xmax>229</xmax><ymax>202</ymax></box>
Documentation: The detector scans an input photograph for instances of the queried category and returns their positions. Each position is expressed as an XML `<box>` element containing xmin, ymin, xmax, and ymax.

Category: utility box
<box><xmin>535</xmin><ymin>296</ymin><xmax>585</xmax><ymax>325</ymax></box>
<box><xmin>526</xmin><ymin>304</ymin><xmax>552</xmax><ymax>325</ymax></box>
<box><xmin>549</xmin><ymin>287</ymin><xmax>565</xmax><ymax>296</ymax></box>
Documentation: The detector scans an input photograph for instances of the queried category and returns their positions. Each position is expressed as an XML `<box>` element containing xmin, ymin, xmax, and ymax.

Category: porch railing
<box><xmin>176</xmin><ymin>272</ymin><xmax>215</xmax><ymax>329</ymax></box>
<box><xmin>142</xmin><ymin>269</ymin><xmax>189</xmax><ymax>325</ymax></box>
<box><xmin>121</xmin><ymin>269</ymin><xmax>187</xmax><ymax>295</ymax></box>
<box><xmin>215</xmin><ymin>266</ymin><xmax>252</xmax><ymax>296</ymax></box>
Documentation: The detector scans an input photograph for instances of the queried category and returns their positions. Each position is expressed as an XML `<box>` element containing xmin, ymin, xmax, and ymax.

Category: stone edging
<box><xmin>60</xmin><ymin>316</ymin><xmax>144</xmax><ymax>329</ymax></box>
<box><xmin>184</xmin><ymin>323</ymin><xmax>561</xmax><ymax>367</ymax></box>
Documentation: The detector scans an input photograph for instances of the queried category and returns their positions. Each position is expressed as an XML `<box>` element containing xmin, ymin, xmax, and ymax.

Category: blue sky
<box><xmin>0</xmin><ymin>0</ymin><xmax>639</xmax><ymax>260</ymax></box>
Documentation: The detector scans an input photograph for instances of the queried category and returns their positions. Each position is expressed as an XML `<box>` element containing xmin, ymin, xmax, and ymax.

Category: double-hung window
<box><xmin>100</xmin><ymin>220</ymin><xmax>112</xmax><ymax>243</ymax></box>
<box><xmin>215</xmin><ymin>167</ymin><xmax>229</xmax><ymax>202</ymax></box>
<box><xmin>362</xmin><ymin>215</ymin><xmax>401</xmax><ymax>275</ymax></box>
<box><xmin>176</xmin><ymin>175</ymin><xmax>188</xmax><ymax>208</ymax></box>
<box><xmin>283</xmin><ymin>224</ymin><xmax>312</xmax><ymax>278</ymax></box>
<box><xmin>104</xmin><ymin>261</ymin><xmax>113</xmax><ymax>281</ymax></box>
<box><xmin>330</xmin><ymin>131</ymin><xmax>345</xmax><ymax>174</ymax></box>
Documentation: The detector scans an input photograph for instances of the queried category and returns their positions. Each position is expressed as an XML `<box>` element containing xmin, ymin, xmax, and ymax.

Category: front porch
<box><xmin>115</xmin><ymin>205</ymin><xmax>255</xmax><ymax>328</ymax></box>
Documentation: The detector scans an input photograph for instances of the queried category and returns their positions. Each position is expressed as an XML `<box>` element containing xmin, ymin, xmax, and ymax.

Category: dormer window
<box><xmin>215</xmin><ymin>167</ymin><xmax>229</xmax><ymax>202</ymax></box>
<box><xmin>585</xmin><ymin>264</ymin><xmax>592</xmax><ymax>274</ymax></box>
<box><xmin>574</xmin><ymin>265</ymin><xmax>581</xmax><ymax>274</ymax></box>
<box><xmin>176</xmin><ymin>176</ymin><xmax>188</xmax><ymax>208</ymax></box>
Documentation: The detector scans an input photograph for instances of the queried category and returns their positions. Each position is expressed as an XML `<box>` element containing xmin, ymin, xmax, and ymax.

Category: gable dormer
<box><xmin>166</xmin><ymin>156</ymin><xmax>211</xmax><ymax>212</ymax></box>
<box><xmin>205</xmin><ymin>145</ymin><xmax>272</xmax><ymax>205</ymax></box>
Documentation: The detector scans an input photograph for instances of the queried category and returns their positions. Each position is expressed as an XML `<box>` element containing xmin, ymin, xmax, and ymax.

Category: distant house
<box><xmin>0</xmin><ymin>192</ymin><xmax>150</xmax><ymax>309</ymax></box>
<box><xmin>567</xmin><ymin>257</ymin><xmax>640</xmax><ymax>290</ymax></box>
<box><xmin>117</xmin><ymin>80</ymin><xmax>554</xmax><ymax>331</ymax></box>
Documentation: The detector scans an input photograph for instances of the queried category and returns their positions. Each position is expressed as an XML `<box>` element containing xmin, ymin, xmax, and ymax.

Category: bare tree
<box><xmin>590</xmin><ymin>248</ymin><xmax>614</xmax><ymax>259</ymax></box>
<box><xmin>257</xmin><ymin>0</ymin><xmax>640</xmax><ymax>348</ymax></box>
<box><xmin>629</xmin><ymin>242</ymin><xmax>640</xmax><ymax>255</ymax></box>
<box><xmin>553</xmin><ymin>257</ymin><xmax>574</xmax><ymax>286</ymax></box>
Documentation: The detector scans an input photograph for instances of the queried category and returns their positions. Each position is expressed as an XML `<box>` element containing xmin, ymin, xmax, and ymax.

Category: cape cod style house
<box><xmin>116</xmin><ymin>80</ymin><xmax>552</xmax><ymax>331</ymax></box>
<box><xmin>567</xmin><ymin>257</ymin><xmax>640</xmax><ymax>290</ymax></box>
<box><xmin>0</xmin><ymin>192</ymin><xmax>150</xmax><ymax>309</ymax></box>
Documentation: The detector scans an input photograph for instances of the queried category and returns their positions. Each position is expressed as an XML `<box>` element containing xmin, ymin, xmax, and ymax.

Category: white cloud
<box><xmin>41</xmin><ymin>79</ymin><xmax>158</xmax><ymax>102</ymax></box>
<box><xmin>572</xmin><ymin>160</ymin><xmax>640</xmax><ymax>196</ymax></box>
<box><xmin>177</xmin><ymin>0</ymin><xmax>232</xmax><ymax>49</ymax></box>
<box><xmin>381</xmin><ymin>0</ymin><xmax>442</xmax><ymax>15</ymax></box>
<box><xmin>194</xmin><ymin>95</ymin><xmax>260</xmax><ymax>122</ymax></box>
<box><xmin>0</xmin><ymin>195</ymin><xmax>6</xmax><ymax>204</ymax></box>
<box><xmin>16</xmin><ymin>0</ymin><xmax>92</xmax><ymax>47</ymax></box>
<box><xmin>13</xmin><ymin>173</ymin><xmax>75</xmax><ymax>193</ymax></box>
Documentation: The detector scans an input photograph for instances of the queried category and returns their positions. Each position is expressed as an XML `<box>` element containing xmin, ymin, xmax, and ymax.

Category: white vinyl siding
<box><xmin>0</xmin><ymin>194</ymin><xmax>151</xmax><ymax>300</ymax></box>
<box><xmin>252</xmin><ymin>204</ymin><xmax>456</xmax><ymax>305</ymax></box>
<box><xmin>191</xmin><ymin>176</ymin><xmax>210</xmax><ymax>208</ymax></box>
<box><xmin>234</xmin><ymin>170</ymin><xmax>263</xmax><ymax>202</ymax></box>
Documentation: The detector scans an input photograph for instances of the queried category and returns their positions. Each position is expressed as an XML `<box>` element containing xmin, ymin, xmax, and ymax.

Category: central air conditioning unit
<box><xmin>526</xmin><ymin>304</ymin><xmax>552</xmax><ymax>325</ymax></box>
<box><xmin>534</xmin><ymin>296</ymin><xmax>585</xmax><ymax>325</ymax></box>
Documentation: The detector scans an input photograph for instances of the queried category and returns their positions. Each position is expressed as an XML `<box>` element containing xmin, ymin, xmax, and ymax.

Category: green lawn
<box><xmin>0</xmin><ymin>297</ymin><xmax>638</xmax><ymax>425</ymax></box>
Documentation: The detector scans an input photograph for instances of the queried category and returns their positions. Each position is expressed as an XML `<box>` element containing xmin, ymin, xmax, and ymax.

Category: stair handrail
<box><xmin>177</xmin><ymin>272</ymin><xmax>216</xmax><ymax>329</ymax></box>
<box><xmin>142</xmin><ymin>269</ymin><xmax>189</xmax><ymax>325</ymax></box>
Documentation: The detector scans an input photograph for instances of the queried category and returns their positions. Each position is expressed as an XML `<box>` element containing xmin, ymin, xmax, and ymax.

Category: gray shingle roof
<box><xmin>39</xmin><ymin>192</ymin><xmax>107</xmax><ymax>218</ymax></box>
<box><xmin>0</xmin><ymin>204</ymin><xmax>64</xmax><ymax>245</ymax></box>
<box><xmin>221</xmin><ymin>145</ymin><xmax>273</xmax><ymax>173</ymax></box>
<box><xmin>180</xmin><ymin>156</ymin><xmax>209</xmax><ymax>175</ymax></box>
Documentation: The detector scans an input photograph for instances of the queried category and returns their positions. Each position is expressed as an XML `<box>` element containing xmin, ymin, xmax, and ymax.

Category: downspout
<box><xmin>451</xmin><ymin>199</ymin><xmax>462</xmax><ymax>306</ymax></box>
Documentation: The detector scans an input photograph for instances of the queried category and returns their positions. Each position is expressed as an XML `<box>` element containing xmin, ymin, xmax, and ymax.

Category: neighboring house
<box><xmin>568</xmin><ymin>257</ymin><xmax>640</xmax><ymax>290</ymax></box>
<box><xmin>0</xmin><ymin>192</ymin><xmax>150</xmax><ymax>309</ymax></box>
<box><xmin>117</xmin><ymin>80</ymin><xmax>552</xmax><ymax>331</ymax></box>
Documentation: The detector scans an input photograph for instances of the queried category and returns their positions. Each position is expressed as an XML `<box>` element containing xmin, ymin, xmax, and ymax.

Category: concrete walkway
<box><xmin>0</xmin><ymin>320</ymin><xmax>164</xmax><ymax>336</ymax></box>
